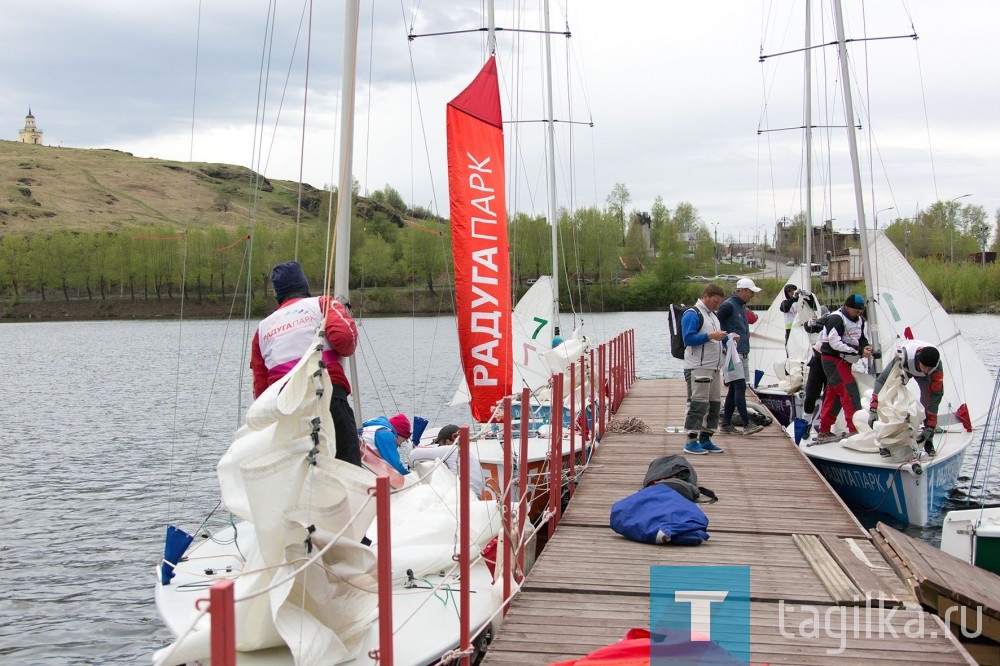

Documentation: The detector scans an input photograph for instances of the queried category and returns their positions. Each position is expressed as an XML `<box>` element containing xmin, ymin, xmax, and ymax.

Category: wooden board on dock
<box><xmin>873</xmin><ymin>521</ymin><xmax>1000</xmax><ymax>659</ymax></box>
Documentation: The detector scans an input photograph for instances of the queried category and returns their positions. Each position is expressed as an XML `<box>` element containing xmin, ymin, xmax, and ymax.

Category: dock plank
<box><xmin>482</xmin><ymin>378</ymin><xmax>974</xmax><ymax>664</ymax></box>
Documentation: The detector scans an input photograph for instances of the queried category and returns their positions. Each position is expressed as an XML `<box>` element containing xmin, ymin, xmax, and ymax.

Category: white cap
<box><xmin>736</xmin><ymin>278</ymin><xmax>761</xmax><ymax>292</ymax></box>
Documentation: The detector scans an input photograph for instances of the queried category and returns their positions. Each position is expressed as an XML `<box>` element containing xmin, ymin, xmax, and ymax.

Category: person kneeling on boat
<box><xmin>251</xmin><ymin>260</ymin><xmax>362</xmax><ymax>467</ymax></box>
<box><xmin>361</xmin><ymin>413</ymin><xmax>412</xmax><ymax>476</ymax></box>
<box><xmin>409</xmin><ymin>424</ymin><xmax>485</xmax><ymax>498</ymax></box>
<box><xmin>868</xmin><ymin>341</ymin><xmax>943</xmax><ymax>457</ymax></box>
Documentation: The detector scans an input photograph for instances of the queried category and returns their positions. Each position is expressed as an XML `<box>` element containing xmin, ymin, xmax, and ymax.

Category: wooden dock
<box><xmin>482</xmin><ymin>378</ymin><xmax>975</xmax><ymax>665</ymax></box>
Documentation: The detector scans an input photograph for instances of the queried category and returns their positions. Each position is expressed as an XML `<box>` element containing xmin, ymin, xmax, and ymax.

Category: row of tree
<box><xmin>1</xmin><ymin>180</ymin><xmax>997</xmax><ymax>310</ymax></box>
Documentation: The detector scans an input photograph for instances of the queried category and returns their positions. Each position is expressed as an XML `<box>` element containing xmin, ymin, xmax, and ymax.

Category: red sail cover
<box><xmin>447</xmin><ymin>57</ymin><xmax>512</xmax><ymax>422</ymax></box>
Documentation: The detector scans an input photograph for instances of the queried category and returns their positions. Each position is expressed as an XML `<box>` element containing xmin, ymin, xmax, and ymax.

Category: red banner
<box><xmin>447</xmin><ymin>57</ymin><xmax>512</xmax><ymax>422</ymax></box>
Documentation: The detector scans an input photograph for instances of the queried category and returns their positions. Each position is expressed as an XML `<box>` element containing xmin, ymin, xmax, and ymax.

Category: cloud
<box><xmin>4</xmin><ymin>1</ymin><xmax>999</xmax><ymax>237</ymax></box>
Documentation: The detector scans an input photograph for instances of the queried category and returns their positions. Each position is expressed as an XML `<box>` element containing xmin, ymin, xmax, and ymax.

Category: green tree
<box><xmin>509</xmin><ymin>212</ymin><xmax>551</xmax><ymax>279</ymax></box>
<box><xmin>649</xmin><ymin>196</ymin><xmax>670</xmax><ymax>252</ymax></box>
<box><xmin>355</xmin><ymin>235</ymin><xmax>396</xmax><ymax>287</ymax></box>
<box><xmin>605</xmin><ymin>183</ymin><xmax>631</xmax><ymax>242</ymax></box>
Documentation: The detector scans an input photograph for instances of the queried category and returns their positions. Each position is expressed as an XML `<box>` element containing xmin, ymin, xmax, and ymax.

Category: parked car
<box><xmin>574</xmin><ymin>276</ymin><xmax>594</xmax><ymax>285</ymax></box>
<box><xmin>786</xmin><ymin>259</ymin><xmax>795</xmax><ymax>266</ymax></box>
<box><xmin>525</xmin><ymin>278</ymin><xmax>537</xmax><ymax>285</ymax></box>
<box><xmin>820</xmin><ymin>267</ymin><xmax>829</xmax><ymax>276</ymax></box>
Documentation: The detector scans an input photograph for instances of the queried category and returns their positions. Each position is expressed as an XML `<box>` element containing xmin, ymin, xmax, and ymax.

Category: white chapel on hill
<box><xmin>18</xmin><ymin>109</ymin><xmax>43</xmax><ymax>145</ymax></box>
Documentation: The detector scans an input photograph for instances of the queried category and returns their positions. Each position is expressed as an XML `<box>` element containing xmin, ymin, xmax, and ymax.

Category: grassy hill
<box><xmin>0</xmin><ymin>139</ymin><xmax>325</xmax><ymax>234</ymax></box>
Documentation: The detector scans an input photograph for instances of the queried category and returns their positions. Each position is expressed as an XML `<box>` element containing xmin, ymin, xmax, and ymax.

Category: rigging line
<box><xmin>293</xmin><ymin>0</ymin><xmax>314</xmax><ymax>262</ymax></box>
<box><xmin>258</xmin><ymin>2</ymin><xmax>312</xmax><ymax>200</ymax></box>
<box><xmin>402</xmin><ymin>28</ymin><xmax>441</xmax><ymax>219</ymax></box>
<box><xmin>247</xmin><ymin>1</ymin><xmax>277</xmax><ymax>224</ymax></box>
<box><xmin>362</xmin><ymin>0</ymin><xmax>377</xmax><ymax>197</ymax></box>
<box><xmin>759</xmin><ymin>33</ymin><xmax>917</xmax><ymax>62</ymax></box>
<box><xmin>168</xmin><ymin>0</ymin><xmax>205</xmax><ymax>521</ymax></box>
<box><xmin>758</xmin><ymin>124</ymin><xmax>856</xmax><ymax>133</ymax></box>
<box><xmin>408</xmin><ymin>26</ymin><xmax>570</xmax><ymax>40</ymax></box>
<box><xmin>910</xmin><ymin>25</ymin><xmax>938</xmax><ymax>201</ymax></box>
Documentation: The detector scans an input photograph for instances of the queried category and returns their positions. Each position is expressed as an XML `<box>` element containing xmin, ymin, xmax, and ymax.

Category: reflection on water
<box><xmin>0</xmin><ymin>312</ymin><xmax>996</xmax><ymax>663</ymax></box>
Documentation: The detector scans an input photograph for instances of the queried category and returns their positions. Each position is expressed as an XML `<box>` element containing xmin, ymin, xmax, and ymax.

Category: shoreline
<box><xmin>4</xmin><ymin>294</ymin><xmax>998</xmax><ymax>323</ymax></box>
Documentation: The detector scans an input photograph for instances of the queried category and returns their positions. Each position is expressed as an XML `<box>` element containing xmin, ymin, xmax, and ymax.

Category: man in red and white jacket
<box><xmin>868</xmin><ymin>340</ymin><xmax>944</xmax><ymax>456</ymax></box>
<box><xmin>250</xmin><ymin>261</ymin><xmax>361</xmax><ymax>467</ymax></box>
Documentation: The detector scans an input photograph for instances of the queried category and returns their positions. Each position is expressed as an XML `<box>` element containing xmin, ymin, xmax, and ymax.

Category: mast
<box><xmin>804</xmin><ymin>0</ymin><xmax>813</xmax><ymax>268</ymax></box>
<box><xmin>542</xmin><ymin>0</ymin><xmax>561</xmax><ymax>343</ymax></box>
<box><xmin>335</xmin><ymin>0</ymin><xmax>363</xmax><ymax>424</ymax></box>
<box><xmin>832</xmin><ymin>0</ymin><xmax>881</xmax><ymax>360</ymax></box>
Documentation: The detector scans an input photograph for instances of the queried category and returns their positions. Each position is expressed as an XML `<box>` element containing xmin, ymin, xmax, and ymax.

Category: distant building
<box><xmin>18</xmin><ymin>108</ymin><xmax>43</xmax><ymax>145</ymax></box>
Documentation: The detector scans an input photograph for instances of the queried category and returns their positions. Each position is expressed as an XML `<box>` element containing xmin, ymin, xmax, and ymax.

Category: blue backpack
<box><xmin>610</xmin><ymin>483</ymin><xmax>710</xmax><ymax>546</ymax></box>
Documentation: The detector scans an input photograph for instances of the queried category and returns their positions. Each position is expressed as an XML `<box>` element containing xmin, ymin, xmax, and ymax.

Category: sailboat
<box><xmin>153</xmin><ymin>3</ymin><xmax>502</xmax><ymax>664</ymax></box>
<box><xmin>762</xmin><ymin>0</ymin><xmax>995</xmax><ymax>527</ymax></box>
<box><xmin>446</xmin><ymin>4</ymin><xmax>597</xmax><ymax>524</ymax></box>
<box><xmin>751</xmin><ymin>0</ymin><xmax>824</xmax><ymax>428</ymax></box>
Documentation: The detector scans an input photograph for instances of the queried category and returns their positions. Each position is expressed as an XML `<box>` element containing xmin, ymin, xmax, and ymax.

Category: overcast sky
<box><xmin>3</xmin><ymin>1</ymin><xmax>998</xmax><ymax>241</ymax></box>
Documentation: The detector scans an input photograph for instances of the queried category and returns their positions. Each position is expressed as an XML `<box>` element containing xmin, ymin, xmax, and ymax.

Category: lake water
<box><xmin>1</xmin><ymin>312</ymin><xmax>997</xmax><ymax>664</ymax></box>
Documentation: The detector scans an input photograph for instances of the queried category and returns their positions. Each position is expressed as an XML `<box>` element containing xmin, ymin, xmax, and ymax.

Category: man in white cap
<box><xmin>716</xmin><ymin>278</ymin><xmax>765</xmax><ymax>436</ymax></box>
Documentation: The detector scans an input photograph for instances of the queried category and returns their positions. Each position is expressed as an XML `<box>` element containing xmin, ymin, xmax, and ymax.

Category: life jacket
<box><xmin>899</xmin><ymin>339</ymin><xmax>941</xmax><ymax>378</ymax></box>
<box><xmin>257</xmin><ymin>297</ymin><xmax>340</xmax><ymax>383</ymax></box>
<box><xmin>683</xmin><ymin>300</ymin><xmax>723</xmax><ymax>371</ymax></box>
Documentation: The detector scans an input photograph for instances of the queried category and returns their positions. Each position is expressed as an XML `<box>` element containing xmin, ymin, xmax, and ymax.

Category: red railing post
<box><xmin>457</xmin><ymin>426</ymin><xmax>472</xmax><ymax>665</ymax></box>
<box><xmin>568</xmin><ymin>363</ymin><xmax>576</xmax><ymax>498</ymax></box>
<box><xmin>517</xmin><ymin>387</ymin><xmax>530</xmax><ymax>582</ymax></box>
<box><xmin>548</xmin><ymin>372</ymin><xmax>563</xmax><ymax>539</ymax></box>
<box><xmin>375</xmin><ymin>474</ymin><xmax>394</xmax><ymax>666</ymax></box>
<box><xmin>588</xmin><ymin>348</ymin><xmax>596</xmax><ymax>449</ymax></box>
<box><xmin>207</xmin><ymin>580</ymin><xmax>236</xmax><ymax>666</ymax></box>
<box><xmin>598</xmin><ymin>344</ymin><xmax>606</xmax><ymax>440</ymax></box>
<box><xmin>501</xmin><ymin>396</ymin><xmax>513</xmax><ymax>614</ymax></box>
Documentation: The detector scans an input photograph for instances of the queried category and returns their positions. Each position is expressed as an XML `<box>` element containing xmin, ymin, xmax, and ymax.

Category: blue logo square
<box><xmin>650</xmin><ymin>565</ymin><xmax>750</xmax><ymax>665</ymax></box>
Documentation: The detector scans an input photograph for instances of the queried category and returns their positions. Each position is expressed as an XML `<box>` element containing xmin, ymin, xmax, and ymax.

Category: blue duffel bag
<box><xmin>610</xmin><ymin>483</ymin><xmax>709</xmax><ymax>545</ymax></box>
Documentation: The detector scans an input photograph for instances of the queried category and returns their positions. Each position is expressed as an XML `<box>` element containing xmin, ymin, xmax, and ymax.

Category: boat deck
<box><xmin>482</xmin><ymin>378</ymin><xmax>975</xmax><ymax>665</ymax></box>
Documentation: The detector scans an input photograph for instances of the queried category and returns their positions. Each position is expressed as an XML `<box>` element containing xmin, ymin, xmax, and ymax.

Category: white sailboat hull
<box><xmin>155</xmin><ymin>522</ymin><xmax>499</xmax><ymax>665</ymax></box>
<box><xmin>941</xmin><ymin>507</ymin><xmax>1000</xmax><ymax>573</ymax></box>
<box><xmin>793</xmin><ymin>424</ymin><xmax>971</xmax><ymax>526</ymax></box>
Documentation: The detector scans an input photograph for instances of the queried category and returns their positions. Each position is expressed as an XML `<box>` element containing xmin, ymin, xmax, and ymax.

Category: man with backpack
<box><xmin>680</xmin><ymin>283</ymin><xmax>731</xmax><ymax>455</ymax></box>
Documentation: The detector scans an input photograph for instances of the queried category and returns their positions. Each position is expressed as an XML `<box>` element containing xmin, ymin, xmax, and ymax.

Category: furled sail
<box><xmin>447</xmin><ymin>56</ymin><xmax>512</xmax><ymax>422</ymax></box>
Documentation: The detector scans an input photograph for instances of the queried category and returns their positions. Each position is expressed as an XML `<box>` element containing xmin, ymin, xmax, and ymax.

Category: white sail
<box><xmin>750</xmin><ymin>265</ymin><xmax>819</xmax><ymax>393</ymax></box>
<box><xmin>450</xmin><ymin>275</ymin><xmax>560</xmax><ymax>407</ymax></box>
<box><xmin>865</xmin><ymin>230</ymin><xmax>993</xmax><ymax>428</ymax></box>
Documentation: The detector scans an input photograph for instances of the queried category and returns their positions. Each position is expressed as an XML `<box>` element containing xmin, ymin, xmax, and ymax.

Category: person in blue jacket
<box><xmin>360</xmin><ymin>413</ymin><xmax>411</xmax><ymax>475</ymax></box>
<box><xmin>680</xmin><ymin>283</ymin><xmax>730</xmax><ymax>455</ymax></box>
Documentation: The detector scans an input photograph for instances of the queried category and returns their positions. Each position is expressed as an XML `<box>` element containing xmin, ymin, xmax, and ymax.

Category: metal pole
<box><xmin>501</xmin><ymin>396</ymin><xmax>512</xmax><ymax>614</ymax></box>
<box><xmin>374</xmin><ymin>475</ymin><xmax>394</xmax><ymax>666</ymax></box>
<box><xmin>458</xmin><ymin>426</ymin><xmax>471</xmax><ymax>666</ymax></box>
<box><xmin>948</xmin><ymin>194</ymin><xmax>972</xmax><ymax>263</ymax></box>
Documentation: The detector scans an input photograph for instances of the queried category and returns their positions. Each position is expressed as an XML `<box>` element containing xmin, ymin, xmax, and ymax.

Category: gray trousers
<box><xmin>684</xmin><ymin>366</ymin><xmax>721</xmax><ymax>439</ymax></box>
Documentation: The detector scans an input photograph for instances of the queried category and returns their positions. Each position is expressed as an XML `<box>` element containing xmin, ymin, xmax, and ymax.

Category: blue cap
<box><xmin>844</xmin><ymin>294</ymin><xmax>864</xmax><ymax>309</ymax></box>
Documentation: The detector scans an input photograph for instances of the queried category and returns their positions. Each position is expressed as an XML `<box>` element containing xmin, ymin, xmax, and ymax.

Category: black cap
<box><xmin>916</xmin><ymin>346</ymin><xmax>940</xmax><ymax>368</ymax></box>
<box><xmin>844</xmin><ymin>294</ymin><xmax>864</xmax><ymax>309</ymax></box>
<box><xmin>434</xmin><ymin>424</ymin><xmax>461</xmax><ymax>444</ymax></box>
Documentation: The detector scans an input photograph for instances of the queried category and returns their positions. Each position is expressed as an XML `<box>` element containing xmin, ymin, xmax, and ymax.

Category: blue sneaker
<box><xmin>700</xmin><ymin>440</ymin><xmax>726</xmax><ymax>453</ymax></box>
<box><xmin>684</xmin><ymin>441</ymin><xmax>707</xmax><ymax>455</ymax></box>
